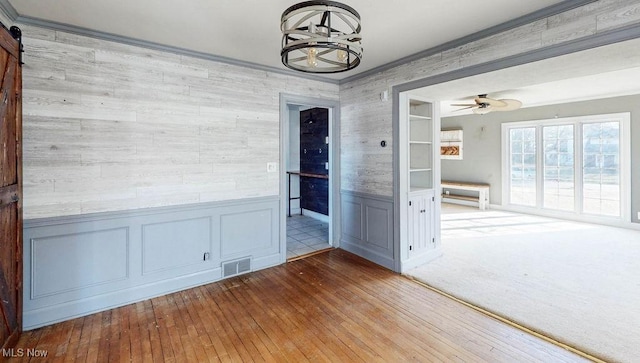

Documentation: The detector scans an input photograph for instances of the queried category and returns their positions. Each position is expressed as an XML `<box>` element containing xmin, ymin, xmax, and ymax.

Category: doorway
<box><xmin>398</xmin><ymin>37</ymin><xmax>640</xmax><ymax>363</ymax></box>
<box><xmin>279</xmin><ymin>94</ymin><xmax>341</xmax><ymax>262</ymax></box>
<box><xmin>286</xmin><ymin>107</ymin><xmax>331</xmax><ymax>259</ymax></box>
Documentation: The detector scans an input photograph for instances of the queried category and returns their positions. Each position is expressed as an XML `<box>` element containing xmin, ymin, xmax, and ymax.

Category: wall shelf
<box><xmin>400</xmin><ymin>93</ymin><xmax>441</xmax><ymax>273</ymax></box>
<box><xmin>410</xmin><ymin>115</ymin><xmax>432</xmax><ymax>121</ymax></box>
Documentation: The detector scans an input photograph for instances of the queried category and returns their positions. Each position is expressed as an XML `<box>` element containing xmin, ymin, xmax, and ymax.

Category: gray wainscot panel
<box><xmin>23</xmin><ymin>196</ymin><xmax>280</xmax><ymax>330</ymax></box>
<box><xmin>220</xmin><ymin>207</ymin><xmax>278</xmax><ymax>259</ymax></box>
<box><xmin>142</xmin><ymin>217</ymin><xmax>212</xmax><ymax>276</ymax></box>
<box><xmin>340</xmin><ymin>190</ymin><xmax>394</xmax><ymax>269</ymax></box>
<box><xmin>31</xmin><ymin>228</ymin><xmax>129</xmax><ymax>299</ymax></box>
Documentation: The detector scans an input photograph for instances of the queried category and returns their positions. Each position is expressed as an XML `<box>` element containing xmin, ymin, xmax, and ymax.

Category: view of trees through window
<box><xmin>509</xmin><ymin>127</ymin><xmax>536</xmax><ymax>206</ymax></box>
<box><xmin>583</xmin><ymin>121</ymin><xmax>620</xmax><ymax>216</ymax></box>
<box><xmin>505</xmin><ymin>115</ymin><xmax>626</xmax><ymax>219</ymax></box>
<box><xmin>543</xmin><ymin>124</ymin><xmax>574</xmax><ymax>211</ymax></box>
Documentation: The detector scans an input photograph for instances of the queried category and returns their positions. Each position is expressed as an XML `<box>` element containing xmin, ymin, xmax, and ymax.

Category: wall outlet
<box><xmin>266</xmin><ymin>162</ymin><xmax>277</xmax><ymax>173</ymax></box>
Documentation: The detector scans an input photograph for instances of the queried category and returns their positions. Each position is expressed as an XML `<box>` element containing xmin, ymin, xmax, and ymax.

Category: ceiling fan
<box><xmin>452</xmin><ymin>94</ymin><xmax>522</xmax><ymax>114</ymax></box>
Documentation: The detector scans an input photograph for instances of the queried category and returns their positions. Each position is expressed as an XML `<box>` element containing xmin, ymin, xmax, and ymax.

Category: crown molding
<box><xmin>0</xmin><ymin>0</ymin><xmax>18</xmax><ymax>22</ymax></box>
<box><xmin>17</xmin><ymin>15</ymin><xmax>340</xmax><ymax>85</ymax></box>
<box><xmin>1</xmin><ymin>0</ymin><xmax>598</xmax><ymax>86</ymax></box>
<box><xmin>395</xmin><ymin>22</ymin><xmax>640</xmax><ymax>95</ymax></box>
<box><xmin>338</xmin><ymin>0</ymin><xmax>599</xmax><ymax>84</ymax></box>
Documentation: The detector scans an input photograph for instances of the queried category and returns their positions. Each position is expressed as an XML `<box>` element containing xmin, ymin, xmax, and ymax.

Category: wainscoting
<box><xmin>22</xmin><ymin>197</ymin><xmax>280</xmax><ymax>330</ymax></box>
<box><xmin>340</xmin><ymin>191</ymin><xmax>394</xmax><ymax>270</ymax></box>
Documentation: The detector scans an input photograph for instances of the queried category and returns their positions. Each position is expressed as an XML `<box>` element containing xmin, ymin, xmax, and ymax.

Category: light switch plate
<box><xmin>266</xmin><ymin>162</ymin><xmax>277</xmax><ymax>173</ymax></box>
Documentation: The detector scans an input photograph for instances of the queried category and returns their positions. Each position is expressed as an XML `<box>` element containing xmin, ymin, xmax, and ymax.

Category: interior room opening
<box><xmin>285</xmin><ymin>105</ymin><xmax>333</xmax><ymax>260</ymax></box>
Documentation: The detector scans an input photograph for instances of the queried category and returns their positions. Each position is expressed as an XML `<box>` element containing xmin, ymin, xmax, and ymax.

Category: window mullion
<box><xmin>575</xmin><ymin>121</ymin><xmax>584</xmax><ymax>215</ymax></box>
<box><xmin>536</xmin><ymin>125</ymin><xmax>544</xmax><ymax>210</ymax></box>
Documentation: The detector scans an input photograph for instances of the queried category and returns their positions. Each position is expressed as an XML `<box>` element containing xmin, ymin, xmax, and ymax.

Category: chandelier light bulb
<box><xmin>306</xmin><ymin>22</ymin><xmax>318</xmax><ymax>67</ymax></box>
<box><xmin>307</xmin><ymin>47</ymin><xmax>318</xmax><ymax>67</ymax></box>
<box><xmin>337</xmin><ymin>45</ymin><xmax>347</xmax><ymax>62</ymax></box>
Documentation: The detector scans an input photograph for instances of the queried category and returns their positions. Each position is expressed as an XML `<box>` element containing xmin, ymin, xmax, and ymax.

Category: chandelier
<box><xmin>281</xmin><ymin>1</ymin><xmax>363</xmax><ymax>73</ymax></box>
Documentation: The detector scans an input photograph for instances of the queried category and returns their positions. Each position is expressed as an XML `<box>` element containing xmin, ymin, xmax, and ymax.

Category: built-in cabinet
<box><xmin>408</xmin><ymin>190</ymin><xmax>435</xmax><ymax>256</ymax></box>
<box><xmin>399</xmin><ymin>94</ymin><xmax>441</xmax><ymax>272</ymax></box>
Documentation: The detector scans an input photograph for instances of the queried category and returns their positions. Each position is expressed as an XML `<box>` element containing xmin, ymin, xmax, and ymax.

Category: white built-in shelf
<box><xmin>409</xmin><ymin>114</ymin><xmax>432</xmax><ymax>120</ymax></box>
<box><xmin>408</xmin><ymin>97</ymin><xmax>434</xmax><ymax>191</ymax></box>
<box><xmin>410</xmin><ymin>187</ymin><xmax>431</xmax><ymax>193</ymax></box>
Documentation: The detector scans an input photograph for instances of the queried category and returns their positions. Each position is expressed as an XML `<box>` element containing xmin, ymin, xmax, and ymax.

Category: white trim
<box><xmin>301</xmin><ymin>208</ymin><xmax>330</xmax><ymax>223</ymax></box>
<box><xmin>620</xmin><ymin>114</ymin><xmax>632</xmax><ymax>222</ymax></box>
<box><xmin>501</xmin><ymin>124</ymin><xmax>509</xmax><ymax>208</ymax></box>
<box><xmin>279</xmin><ymin>94</ymin><xmax>341</xmax><ymax>265</ymax></box>
<box><xmin>502</xmin><ymin>112</ymin><xmax>631</xmax><ymax>223</ymax></box>
<box><xmin>398</xmin><ymin>92</ymin><xmax>441</xmax><ymax>272</ymax></box>
<box><xmin>488</xmin><ymin>203</ymin><xmax>640</xmax><ymax>231</ymax></box>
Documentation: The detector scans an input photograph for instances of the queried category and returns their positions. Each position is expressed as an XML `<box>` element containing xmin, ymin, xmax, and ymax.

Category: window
<box><xmin>543</xmin><ymin>125</ymin><xmax>574</xmax><ymax>211</ymax></box>
<box><xmin>502</xmin><ymin>113</ymin><xmax>630</xmax><ymax>221</ymax></box>
<box><xmin>582</xmin><ymin>122</ymin><xmax>620</xmax><ymax>217</ymax></box>
<box><xmin>509</xmin><ymin>127</ymin><xmax>536</xmax><ymax>207</ymax></box>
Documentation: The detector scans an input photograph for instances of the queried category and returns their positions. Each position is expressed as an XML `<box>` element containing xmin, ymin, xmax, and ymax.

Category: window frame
<box><xmin>501</xmin><ymin>112</ymin><xmax>631</xmax><ymax>222</ymax></box>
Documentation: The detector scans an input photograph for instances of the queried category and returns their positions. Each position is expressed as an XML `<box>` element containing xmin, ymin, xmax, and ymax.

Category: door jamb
<box><xmin>279</xmin><ymin>93</ymin><xmax>341</xmax><ymax>263</ymax></box>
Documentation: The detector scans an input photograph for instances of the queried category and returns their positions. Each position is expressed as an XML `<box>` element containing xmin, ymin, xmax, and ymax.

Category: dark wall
<box><xmin>300</xmin><ymin>108</ymin><xmax>329</xmax><ymax>215</ymax></box>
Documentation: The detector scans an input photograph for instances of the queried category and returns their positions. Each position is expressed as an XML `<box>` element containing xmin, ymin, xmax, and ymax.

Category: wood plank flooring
<box><xmin>7</xmin><ymin>249</ymin><xmax>589</xmax><ymax>362</ymax></box>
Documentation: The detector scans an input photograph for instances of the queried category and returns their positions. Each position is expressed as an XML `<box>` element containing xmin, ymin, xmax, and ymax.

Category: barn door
<box><xmin>0</xmin><ymin>24</ymin><xmax>22</xmax><ymax>350</ymax></box>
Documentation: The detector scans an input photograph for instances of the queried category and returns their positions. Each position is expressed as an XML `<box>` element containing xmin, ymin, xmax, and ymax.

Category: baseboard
<box><xmin>340</xmin><ymin>241</ymin><xmax>394</xmax><ymax>271</ymax></box>
<box><xmin>487</xmin><ymin>203</ymin><xmax>640</xmax><ymax>231</ymax></box>
<box><xmin>301</xmin><ymin>208</ymin><xmax>329</xmax><ymax>223</ymax></box>
<box><xmin>399</xmin><ymin>249</ymin><xmax>443</xmax><ymax>273</ymax></box>
<box><xmin>24</xmin><ymin>267</ymin><xmax>222</xmax><ymax>330</ymax></box>
<box><xmin>442</xmin><ymin>196</ymin><xmax>480</xmax><ymax>208</ymax></box>
<box><xmin>23</xmin><ymin>250</ymin><xmax>283</xmax><ymax>330</ymax></box>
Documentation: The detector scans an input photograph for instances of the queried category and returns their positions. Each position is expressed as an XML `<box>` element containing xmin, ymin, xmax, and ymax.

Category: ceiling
<box><xmin>8</xmin><ymin>0</ymin><xmax>566</xmax><ymax>80</ymax></box>
<box><xmin>413</xmin><ymin>36</ymin><xmax>640</xmax><ymax>117</ymax></box>
<box><xmin>7</xmin><ymin>1</ymin><xmax>639</xmax><ymax>109</ymax></box>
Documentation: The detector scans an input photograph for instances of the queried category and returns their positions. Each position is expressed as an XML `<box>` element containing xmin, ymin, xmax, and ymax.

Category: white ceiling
<box><xmin>411</xmin><ymin>37</ymin><xmax>640</xmax><ymax>117</ymax></box>
<box><xmin>8</xmin><ymin>1</ymin><xmax>640</xmax><ymax>108</ymax></box>
<box><xmin>8</xmin><ymin>0</ymin><xmax>565</xmax><ymax>80</ymax></box>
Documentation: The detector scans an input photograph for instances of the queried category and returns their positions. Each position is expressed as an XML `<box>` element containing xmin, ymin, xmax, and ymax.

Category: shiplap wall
<box><xmin>20</xmin><ymin>25</ymin><xmax>338</xmax><ymax>219</ymax></box>
<box><xmin>340</xmin><ymin>0</ymin><xmax>640</xmax><ymax>197</ymax></box>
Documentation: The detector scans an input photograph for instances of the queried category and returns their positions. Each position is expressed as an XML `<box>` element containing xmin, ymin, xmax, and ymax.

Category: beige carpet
<box><xmin>406</xmin><ymin>205</ymin><xmax>640</xmax><ymax>363</ymax></box>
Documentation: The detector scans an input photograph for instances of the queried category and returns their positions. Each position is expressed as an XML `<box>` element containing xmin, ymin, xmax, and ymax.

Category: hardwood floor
<box><xmin>7</xmin><ymin>249</ymin><xmax>588</xmax><ymax>362</ymax></box>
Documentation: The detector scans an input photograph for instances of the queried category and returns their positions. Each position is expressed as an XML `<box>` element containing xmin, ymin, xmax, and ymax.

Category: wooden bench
<box><xmin>441</xmin><ymin>181</ymin><xmax>490</xmax><ymax>210</ymax></box>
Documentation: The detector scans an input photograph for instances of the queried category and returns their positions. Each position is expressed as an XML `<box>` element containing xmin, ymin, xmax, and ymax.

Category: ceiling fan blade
<box><xmin>450</xmin><ymin>103</ymin><xmax>477</xmax><ymax>107</ymax></box>
<box><xmin>452</xmin><ymin>106</ymin><xmax>476</xmax><ymax>112</ymax></box>
<box><xmin>492</xmin><ymin>99</ymin><xmax>522</xmax><ymax>111</ymax></box>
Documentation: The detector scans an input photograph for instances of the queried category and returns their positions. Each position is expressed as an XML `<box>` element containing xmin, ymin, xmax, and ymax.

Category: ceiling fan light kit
<box><xmin>452</xmin><ymin>94</ymin><xmax>523</xmax><ymax>115</ymax></box>
<box><xmin>281</xmin><ymin>1</ymin><xmax>363</xmax><ymax>73</ymax></box>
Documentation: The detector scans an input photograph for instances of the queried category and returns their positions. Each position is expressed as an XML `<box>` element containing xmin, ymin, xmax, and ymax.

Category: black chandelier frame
<box><xmin>281</xmin><ymin>1</ymin><xmax>363</xmax><ymax>73</ymax></box>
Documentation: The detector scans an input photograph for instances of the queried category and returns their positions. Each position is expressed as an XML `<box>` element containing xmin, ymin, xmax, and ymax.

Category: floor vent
<box><xmin>222</xmin><ymin>257</ymin><xmax>252</xmax><ymax>278</ymax></box>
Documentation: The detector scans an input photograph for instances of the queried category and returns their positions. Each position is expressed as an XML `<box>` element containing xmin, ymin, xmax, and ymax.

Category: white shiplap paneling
<box><xmin>339</xmin><ymin>0</ymin><xmax>640</xmax><ymax>197</ymax></box>
<box><xmin>21</xmin><ymin>25</ymin><xmax>338</xmax><ymax>219</ymax></box>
